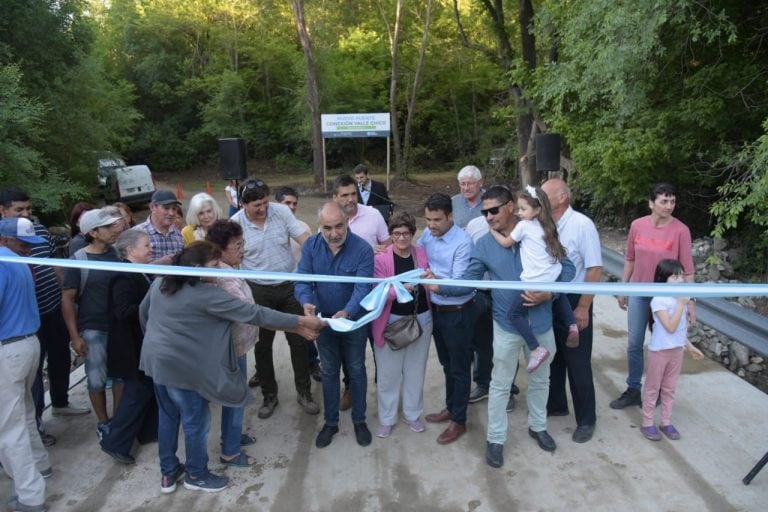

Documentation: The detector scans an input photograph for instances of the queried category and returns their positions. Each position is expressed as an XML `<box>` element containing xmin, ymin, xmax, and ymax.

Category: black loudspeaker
<box><xmin>219</xmin><ymin>138</ymin><xmax>247</xmax><ymax>180</ymax></box>
<box><xmin>536</xmin><ymin>133</ymin><xmax>561</xmax><ymax>172</ymax></box>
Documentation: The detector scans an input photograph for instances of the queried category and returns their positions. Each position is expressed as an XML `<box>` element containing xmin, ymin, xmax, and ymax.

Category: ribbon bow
<box><xmin>321</xmin><ymin>268</ymin><xmax>424</xmax><ymax>332</ymax></box>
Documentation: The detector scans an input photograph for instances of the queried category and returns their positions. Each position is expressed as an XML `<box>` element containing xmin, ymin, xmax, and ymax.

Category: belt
<box><xmin>0</xmin><ymin>333</ymin><xmax>35</xmax><ymax>346</ymax></box>
<box><xmin>431</xmin><ymin>299</ymin><xmax>474</xmax><ymax>314</ymax></box>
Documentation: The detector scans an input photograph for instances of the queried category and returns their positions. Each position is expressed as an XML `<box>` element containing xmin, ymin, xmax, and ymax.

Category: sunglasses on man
<box><xmin>480</xmin><ymin>200</ymin><xmax>510</xmax><ymax>217</ymax></box>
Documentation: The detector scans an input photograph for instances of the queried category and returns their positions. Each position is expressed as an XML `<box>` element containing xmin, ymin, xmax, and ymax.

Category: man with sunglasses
<box><xmin>428</xmin><ymin>186</ymin><xmax>575</xmax><ymax>468</ymax></box>
<box><xmin>231</xmin><ymin>179</ymin><xmax>319</xmax><ymax>419</ymax></box>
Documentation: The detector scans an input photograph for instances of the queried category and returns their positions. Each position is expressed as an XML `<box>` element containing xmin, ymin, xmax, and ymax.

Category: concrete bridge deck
<box><xmin>3</xmin><ymin>295</ymin><xmax>767</xmax><ymax>511</ymax></box>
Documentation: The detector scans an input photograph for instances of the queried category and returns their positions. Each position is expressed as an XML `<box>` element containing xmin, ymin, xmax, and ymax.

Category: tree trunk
<box><xmin>386</xmin><ymin>0</ymin><xmax>404</xmax><ymax>176</ymax></box>
<box><xmin>290</xmin><ymin>0</ymin><xmax>323</xmax><ymax>188</ymax></box>
<box><xmin>402</xmin><ymin>0</ymin><xmax>434</xmax><ymax>175</ymax></box>
<box><xmin>517</xmin><ymin>0</ymin><xmax>537</xmax><ymax>187</ymax></box>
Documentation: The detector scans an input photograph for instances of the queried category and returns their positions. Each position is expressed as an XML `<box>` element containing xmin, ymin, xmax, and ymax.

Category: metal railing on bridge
<box><xmin>601</xmin><ymin>246</ymin><xmax>768</xmax><ymax>357</ymax></box>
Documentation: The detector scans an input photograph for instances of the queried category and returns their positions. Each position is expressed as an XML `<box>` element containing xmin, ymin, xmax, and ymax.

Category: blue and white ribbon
<box><xmin>3</xmin><ymin>255</ymin><xmax>768</xmax><ymax>333</ymax></box>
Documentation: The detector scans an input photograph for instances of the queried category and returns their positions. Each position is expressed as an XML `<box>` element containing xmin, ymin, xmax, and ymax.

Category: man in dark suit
<box><xmin>354</xmin><ymin>164</ymin><xmax>393</xmax><ymax>222</ymax></box>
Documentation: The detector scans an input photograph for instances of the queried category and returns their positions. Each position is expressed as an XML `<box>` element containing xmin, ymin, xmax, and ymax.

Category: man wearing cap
<box><xmin>231</xmin><ymin>179</ymin><xmax>319</xmax><ymax>419</ymax></box>
<box><xmin>133</xmin><ymin>190</ymin><xmax>184</xmax><ymax>264</ymax></box>
<box><xmin>61</xmin><ymin>208</ymin><xmax>124</xmax><ymax>439</ymax></box>
<box><xmin>1</xmin><ymin>188</ymin><xmax>89</xmax><ymax>450</ymax></box>
<box><xmin>0</xmin><ymin>217</ymin><xmax>52</xmax><ymax>512</ymax></box>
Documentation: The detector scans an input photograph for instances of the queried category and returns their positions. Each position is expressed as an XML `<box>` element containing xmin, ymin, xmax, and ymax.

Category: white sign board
<box><xmin>321</xmin><ymin>113</ymin><xmax>391</xmax><ymax>138</ymax></box>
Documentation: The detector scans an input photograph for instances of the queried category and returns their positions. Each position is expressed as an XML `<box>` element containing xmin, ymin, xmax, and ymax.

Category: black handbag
<box><xmin>383</xmin><ymin>249</ymin><xmax>423</xmax><ymax>351</ymax></box>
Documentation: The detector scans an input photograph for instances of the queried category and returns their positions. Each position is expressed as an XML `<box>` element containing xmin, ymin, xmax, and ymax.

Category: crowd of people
<box><xmin>0</xmin><ymin>166</ymin><xmax>700</xmax><ymax>509</ymax></box>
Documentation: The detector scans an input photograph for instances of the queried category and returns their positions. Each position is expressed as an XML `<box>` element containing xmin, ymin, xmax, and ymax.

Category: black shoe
<box><xmin>101</xmin><ymin>446</ymin><xmax>136</xmax><ymax>465</ymax></box>
<box><xmin>572</xmin><ymin>424</ymin><xmax>595</xmax><ymax>443</ymax></box>
<box><xmin>248</xmin><ymin>374</ymin><xmax>260</xmax><ymax>388</ymax></box>
<box><xmin>609</xmin><ymin>388</ymin><xmax>642</xmax><ymax>409</ymax></box>
<box><xmin>547</xmin><ymin>408</ymin><xmax>569</xmax><ymax>417</ymax></box>
<box><xmin>257</xmin><ymin>395</ymin><xmax>278</xmax><ymax>419</ymax></box>
<box><xmin>468</xmin><ymin>386</ymin><xmax>489</xmax><ymax>403</ymax></box>
<box><xmin>485</xmin><ymin>442</ymin><xmax>504</xmax><ymax>468</ymax></box>
<box><xmin>354</xmin><ymin>422</ymin><xmax>372</xmax><ymax>447</ymax></box>
<box><xmin>315</xmin><ymin>424</ymin><xmax>339</xmax><ymax>448</ymax></box>
<box><xmin>506</xmin><ymin>395</ymin><xmax>516</xmax><ymax>413</ymax></box>
<box><xmin>528</xmin><ymin>428</ymin><xmax>556</xmax><ymax>452</ymax></box>
<box><xmin>309</xmin><ymin>364</ymin><xmax>323</xmax><ymax>383</ymax></box>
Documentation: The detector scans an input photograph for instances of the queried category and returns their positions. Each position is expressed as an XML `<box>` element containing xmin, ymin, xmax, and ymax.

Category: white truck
<box><xmin>99</xmin><ymin>157</ymin><xmax>155</xmax><ymax>204</ymax></box>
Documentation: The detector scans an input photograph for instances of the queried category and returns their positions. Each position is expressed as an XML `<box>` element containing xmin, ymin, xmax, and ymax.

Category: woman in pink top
<box><xmin>610</xmin><ymin>183</ymin><xmax>697</xmax><ymax>409</ymax></box>
<box><xmin>371</xmin><ymin>211</ymin><xmax>432</xmax><ymax>439</ymax></box>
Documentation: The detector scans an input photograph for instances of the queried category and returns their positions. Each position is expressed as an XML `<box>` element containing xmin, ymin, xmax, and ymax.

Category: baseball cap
<box><xmin>0</xmin><ymin>217</ymin><xmax>45</xmax><ymax>244</ymax></box>
<box><xmin>151</xmin><ymin>190</ymin><xmax>181</xmax><ymax>205</ymax></box>
<box><xmin>79</xmin><ymin>208</ymin><xmax>123</xmax><ymax>234</ymax></box>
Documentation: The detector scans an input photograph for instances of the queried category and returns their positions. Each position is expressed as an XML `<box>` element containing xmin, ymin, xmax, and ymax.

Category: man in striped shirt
<box><xmin>1</xmin><ymin>188</ymin><xmax>90</xmax><ymax>448</ymax></box>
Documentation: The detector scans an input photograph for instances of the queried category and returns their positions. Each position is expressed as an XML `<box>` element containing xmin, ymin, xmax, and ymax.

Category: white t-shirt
<box><xmin>649</xmin><ymin>296</ymin><xmax>688</xmax><ymax>351</ymax></box>
<box><xmin>510</xmin><ymin>218</ymin><xmax>561</xmax><ymax>282</ymax></box>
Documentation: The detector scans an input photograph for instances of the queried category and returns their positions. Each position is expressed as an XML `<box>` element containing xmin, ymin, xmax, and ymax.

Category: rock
<box><xmin>746</xmin><ymin>363</ymin><xmax>763</xmax><ymax>372</ymax></box>
<box><xmin>730</xmin><ymin>342</ymin><xmax>751</xmax><ymax>367</ymax></box>
<box><xmin>751</xmin><ymin>356</ymin><xmax>764</xmax><ymax>364</ymax></box>
<box><xmin>713</xmin><ymin>237</ymin><xmax>728</xmax><ymax>251</ymax></box>
<box><xmin>737</xmin><ymin>297</ymin><xmax>755</xmax><ymax>309</ymax></box>
<box><xmin>737</xmin><ymin>368</ymin><xmax>746</xmax><ymax>377</ymax></box>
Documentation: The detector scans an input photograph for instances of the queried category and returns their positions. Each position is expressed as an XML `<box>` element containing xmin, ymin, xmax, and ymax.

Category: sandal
<box><xmin>220</xmin><ymin>451</ymin><xmax>256</xmax><ymax>467</ymax></box>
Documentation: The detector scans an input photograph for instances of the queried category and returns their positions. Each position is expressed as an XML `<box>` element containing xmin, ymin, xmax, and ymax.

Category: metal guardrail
<box><xmin>601</xmin><ymin>246</ymin><xmax>768</xmax><ymax>357</ymax></box>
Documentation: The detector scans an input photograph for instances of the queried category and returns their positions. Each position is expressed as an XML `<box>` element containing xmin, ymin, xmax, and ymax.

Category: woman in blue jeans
<box><xmin>206</xmin><ymin>220</ymin><xmax>259</xmax><ymax>466</ymax></box>
<box><xmin>139</xmin><ymin>241</ymin><xmax>324</xmax><ymax>494</ymax></box>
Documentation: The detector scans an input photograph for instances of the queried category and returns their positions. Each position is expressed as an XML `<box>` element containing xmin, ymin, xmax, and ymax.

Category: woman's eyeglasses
<box><xmin>391</xmin><ymin>231</ymin><xmax>413</xmax><ymax>239</ymax></box>
<box><xmin>480</xmin><ymin>200</ymin><xmax>510</xmax><ymax>217</ymax></box>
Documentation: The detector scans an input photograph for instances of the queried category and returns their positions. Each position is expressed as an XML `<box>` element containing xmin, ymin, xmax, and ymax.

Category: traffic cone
<box><xmin>176</xmin><ymin>183</ymin><xmax>185</xmax><ymax>199</ymax></box>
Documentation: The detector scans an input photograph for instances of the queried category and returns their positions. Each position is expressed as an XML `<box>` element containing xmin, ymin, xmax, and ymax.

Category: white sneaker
<box><xmin>51</xmin><ymin>404</ymin><xmax>90</xmax><ymax>416</ymax></box>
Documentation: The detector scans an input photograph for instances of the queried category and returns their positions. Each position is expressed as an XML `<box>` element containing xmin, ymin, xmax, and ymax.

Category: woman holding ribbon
<box><xmin>139</xmin><ymin>241</ymin><xmax>324</xmax><ymax>493</ymax></box>
<box><xmin>370</xmin><ymin>211</ymin><xmax>433</xmax><ymax>439</ymax></box>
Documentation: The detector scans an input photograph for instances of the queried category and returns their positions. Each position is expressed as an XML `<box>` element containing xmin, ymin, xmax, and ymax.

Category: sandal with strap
<box><xmin>220</xmin><ymin>451</ymin><xmax>256</xmax><ymax>467</ymax></box>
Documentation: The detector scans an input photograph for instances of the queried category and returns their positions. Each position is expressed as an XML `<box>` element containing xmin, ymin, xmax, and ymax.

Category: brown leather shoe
<box><xmin>425</xmin><ymin>409</ymin><xmax>451</xmax><ymax>423</ymax></box>
<box><xmin>437</xmin><ymin>421</ymin><xmax>466</xmax><ymax>445</ymax></box>
<box><xmin>339</xmin><ymin>388</ymin><xmax>352</xmax><ymax>411</ymax></box>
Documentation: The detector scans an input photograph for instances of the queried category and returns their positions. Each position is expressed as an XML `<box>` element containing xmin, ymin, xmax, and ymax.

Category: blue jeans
<box><xmin>220</xmin><ymin>356</ymin><xmax>247</xmax><ymax>456</ymax></box>
<box><xmin>82</xmin><ymin>329</ymin><xmax>109</xmax><ymax>392</ymax></box>
<box><xmin>627</xmin><ymin>296</ymin><xmax>652</xmax><ymax>391</ymax></box>
<box><xmin>154</xmin><ymin>384</ymin><xmax>211</xmax><ymax>479</ymax></box>
<box><xmin>432</xmin><ymin>302</ymin><xmax>476</xmax><ymax>426</ymax></box>
<box><xmin>317</xmin><ymin>326</ymin><xmax>368</xmax><ymax>425</ymax></box>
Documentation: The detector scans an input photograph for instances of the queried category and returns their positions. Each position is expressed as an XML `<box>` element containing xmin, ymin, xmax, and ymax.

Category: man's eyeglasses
<box><xmin>480</xmin><ymin>200</ymin><xmax>510</xmax><ymax>217</ymax></box>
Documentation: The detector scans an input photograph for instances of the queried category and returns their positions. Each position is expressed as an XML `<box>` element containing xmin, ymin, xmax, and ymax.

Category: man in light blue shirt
<box><xmin>417</xmin><ymin>193</ymin><xmax>476</xmax><ymax>445</ymax></box>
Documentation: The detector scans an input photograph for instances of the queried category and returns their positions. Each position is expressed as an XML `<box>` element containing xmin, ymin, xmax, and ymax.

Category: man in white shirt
<box><xmin>231</xmin><ymin>179</ymin><xmax>319</xmax><ymax>419</ymax></box>
<box><xmin>541</xmin><ymin>178</ymin><xmax>603</xmax><ymax>443</ymax></box>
